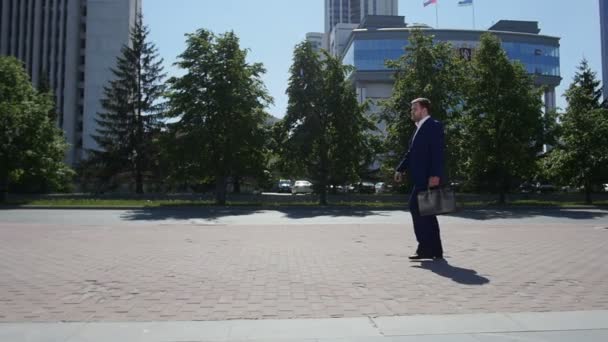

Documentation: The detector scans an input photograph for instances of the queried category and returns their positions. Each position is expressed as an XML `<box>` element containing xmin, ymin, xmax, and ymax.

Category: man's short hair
<box><xmin>411</xmin><ymin>98</ymin><xmax>431</xmax><ymax>112</ymax></box>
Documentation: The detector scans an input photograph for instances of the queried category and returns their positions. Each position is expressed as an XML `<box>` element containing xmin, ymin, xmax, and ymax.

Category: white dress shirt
<box><xmin>411</xmin><ymin>115</ymin><xmax>431</xmax><ymax>145</ymax></box>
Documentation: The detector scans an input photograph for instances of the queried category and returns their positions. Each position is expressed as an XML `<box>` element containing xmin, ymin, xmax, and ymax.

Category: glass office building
<box><xmin>344</xmin><ymin>38</ymin><xmax>559</xmax><ymax>77</ymax></box>
<box><xmin>341</xmin><ymin>19</ymin><xmax>561</xmax><ymax>114</ymax></box>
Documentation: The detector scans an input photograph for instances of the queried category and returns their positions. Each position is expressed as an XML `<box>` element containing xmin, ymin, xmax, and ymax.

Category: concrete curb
<box><xmin>1</xmin><ymin>311</ymin><xmax>607</xmax><ymax>342</ymax></box>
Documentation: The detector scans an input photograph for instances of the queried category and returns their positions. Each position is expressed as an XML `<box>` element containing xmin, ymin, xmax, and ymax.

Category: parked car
<box><xmin>277</xmin><ymin>179</ymin><xmax>292</xmax><ymax>193</ymax></box>
<box><xmin>292</xmin><ymin>180</ymin><xmax>313</xmax><ymax>195</ymax></box>
<box><xmin>449</xmin><ymin>181</ymin><xmax>461</xmax><ymax>191</ymax></box>
<box><xmin>519</xmin><ymin>181</ymin><xmax>535</xmax><ymax>193</ymax></box>
<box><xmin>375</xmin><ymin>182</ymin><xmax>388</xmax><ymax>194</ymax></box>
<box><xmin>357</xmin><ymin>181</ymin><xmax>375</xmax><ymax>194</ymax></box>
<box><xmin>536</xmin><ymin>182</ymin><xmax>557</xmax><ymax>193</ymax></box>
<box><xmin>334</xmin><ymin>185</ymin><xmax>345</xmax><ymax>193</ymax></box>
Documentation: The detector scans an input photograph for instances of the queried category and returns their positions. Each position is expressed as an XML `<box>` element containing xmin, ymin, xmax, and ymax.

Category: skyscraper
<box><xmin>324</xmin><ymin>0</ymin><xmax>398</xmax><ymax>35</ymax></box>
<box><xmin>0</xmin><ymin>0</ymin><xmax>141</xmax><ymax>165</ymax></box>
<box><xmin>306</xmin><ymin>32</ymin><xmax>324</xmax><ymax>53</ymax></box>
<box><xmin>600</xmin><ymin>0</ymin><xmax>608</xmax><ymax>98</ymax></box>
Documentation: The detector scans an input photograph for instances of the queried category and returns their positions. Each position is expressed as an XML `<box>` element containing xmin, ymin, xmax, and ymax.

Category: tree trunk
<box><xmin>319</xmin><ymin>186</ymin><xmax>328</xmax><ymax>206</ymax></box>
<box><xmin>498</xmin><ymin>191</ymin><xmax>506</xmax><ymax>205</ymax></box>
<box><xmin>0</xmin><ymin>175</ymin><xmax>8</xmax><ymax>203</ymax></box>
<box><xmin>318</xmin><ymin>139</ymin><xmax>328</xmax><ymax>206</ymax></box>
<box><xmin>233</xmin><ymin>176</ymin><xmax>241</xmax><ymax>194</ymax></box>
<box><xmin>585</xmin><ymin>184</ymin><xmax>593</xmax><ymax>205</ymax></box>
<box><xmin>215</xmin><ymin>175</ymin><xmax>227</xmax><ymax>205</ymax></box>
<box><xmin>135</xmin><ymin>168</ymin><xmax>144</xmax><ymax>194</ymax></box>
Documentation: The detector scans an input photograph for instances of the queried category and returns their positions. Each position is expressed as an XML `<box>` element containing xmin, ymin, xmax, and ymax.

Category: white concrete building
<box><xmin>305</xmin><ymin>32</ymin><xmax>324</xmax><ymax>53</ymax></box>
<box><xmin>0</xmin><ymin>0</ymin><xmax>141</xmax><ymax>165</ymax></box>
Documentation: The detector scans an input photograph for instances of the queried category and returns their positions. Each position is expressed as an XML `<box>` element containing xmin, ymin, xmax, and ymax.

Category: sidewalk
<box><xmin>2</xmin><ymin>311</ymin><xmax>608</xmax><ymax>341</ymax></box>
<box><xmin>2</xmin><ymin>218</ymin><xmax>608</xmax><ymax>322</ymax></box>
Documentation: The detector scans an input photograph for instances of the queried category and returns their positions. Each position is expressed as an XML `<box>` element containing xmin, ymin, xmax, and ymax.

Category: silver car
<box><xmin>292</xmin><ymin>180</ymin><xmax>313</xmax><ymax>194</ymax></box>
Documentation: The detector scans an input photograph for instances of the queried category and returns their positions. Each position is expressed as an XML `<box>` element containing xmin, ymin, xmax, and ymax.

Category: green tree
<box><xmin>90</xmin><ymin>13</ymin><xmax>166</xmax><ymax>194</ymax></box>
<box><xmin>275</xmin><ymin>41</ymin><xmax>323</xmax><ymax>183</ymax></box>
<box><xmin>0</xmin><ymin>56</ymin><xmax>73</xmax><ymax>201</ymax></box>
<box><xmin>36</xmin><ymin>71</ymin><xmax>57</xmax><ymax>122</ymax></box>
<box><xmin>382</xmin><ymin>29</ymin><xmax>467</xmax><ymax>186</ymax></box>
<box><xmin>542</xmin><ymin>60</ymin><xmax>608</xmax><ymax>204</ymax></box>
<box><xmin>165</xmin><ymin>29</ymin><xmax>272</xmax><ymax>205</ymax></box>
<box><xmin>460</xmin><ymin>33</ymin><xmax>544</xmax><ymax>203</ymax></box>
<box><xmin>323</xmin><ymin>52</ymin><xmax>376</xmax><ymax>193</ymax></box>
<box><xmin>277</xmin><ymin>42</ymin><xmax>372</xmax><ymax>205</ymax></box>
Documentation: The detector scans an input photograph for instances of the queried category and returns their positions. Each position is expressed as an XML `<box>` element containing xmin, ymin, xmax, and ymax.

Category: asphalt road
<box><xmin>1</xmin><ymin>207</ymin><xmax>607</xmax><ymax>227</ymax></box>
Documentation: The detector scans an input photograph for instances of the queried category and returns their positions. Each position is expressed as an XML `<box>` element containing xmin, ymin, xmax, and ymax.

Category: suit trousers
<box><xmin>409</xmin><ymin>188</ymin><xmax>444</xmax><ymax>257</ymax></box>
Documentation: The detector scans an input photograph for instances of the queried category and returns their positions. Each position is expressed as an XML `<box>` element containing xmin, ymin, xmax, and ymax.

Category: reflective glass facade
<box><xmin>343</xmin><ymin>39</ymin><xmax>409</xmax><ymax>71</ymax></box>
<box><xmin>502</xmin><ymin>42</ymin><xmax>560</xmax><ymax>76</ymax></box>
<box><xmin>344</xmin><ymin>37</ymin><xmax>560</xmax><ymax>77</ymax></box>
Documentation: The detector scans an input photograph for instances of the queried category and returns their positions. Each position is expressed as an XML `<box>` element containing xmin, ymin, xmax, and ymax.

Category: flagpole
<box><xmin>472</xmin><ymin>2</ymin><xmax>476</xmax><ymax>29</ymax></box>
<box><xmin>435</xmin><ymin>2</ymin><xmax>439</xmax><ymax>28</ymax></box>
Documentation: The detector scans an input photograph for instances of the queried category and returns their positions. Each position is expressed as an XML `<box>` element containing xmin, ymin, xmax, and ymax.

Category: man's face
<box><xmin>410</xmin><ymin>102</ymin><xmax>426</xmax><ymax>122</ymax></box>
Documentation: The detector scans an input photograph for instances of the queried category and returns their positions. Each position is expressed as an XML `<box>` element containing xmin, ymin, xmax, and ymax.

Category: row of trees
<box><xmin>81</xmin><ymin>16</ymin><xmax>380</xmax><ymax>205</ymax></box>
<box><xmin>542</xmin><ymin>60</ymin><xmax>608</xmax><ymax>204</ymax></box>
<box><xmin>382</xmin><ymin>31</ymin><xmax>608</xmax><ymax>204</ymax></box>
<box><xmin>382</xmin><ymin>31</ymin><xmax>549</xmax><ymax>204</ymax></box>
<box><xmin>2</xmin><ymin>15</ymin><xmax>607</xmax><ymax>204</ymax></box>
<box><xmin>81</xmin><ymin>16</ymin><xmax>273</xmax><ymax>205</ymax></box>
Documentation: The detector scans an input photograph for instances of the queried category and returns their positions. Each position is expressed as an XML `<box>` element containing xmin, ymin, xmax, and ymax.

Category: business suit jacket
<box><xmin>395</xmin><ymin>117</ymin><xmax>446</xmax><ymax>190</ymax></box>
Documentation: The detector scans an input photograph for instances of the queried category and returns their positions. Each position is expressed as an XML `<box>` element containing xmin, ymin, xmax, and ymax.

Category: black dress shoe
<box><xmin>409</xmin><ymin>254</ymin><xmax>433</xmax><ymax>260</ymax></box>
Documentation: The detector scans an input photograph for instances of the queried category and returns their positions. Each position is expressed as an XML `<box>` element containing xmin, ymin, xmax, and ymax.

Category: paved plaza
<box><xmin>1</xmin><ymin>208</ymin><xmax>607</xmax><ymax>323</ymax></box>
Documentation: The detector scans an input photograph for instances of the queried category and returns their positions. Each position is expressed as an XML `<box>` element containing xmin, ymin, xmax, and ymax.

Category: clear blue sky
<box><xmin>144</xmin><ymin>0</ymin><xmax>603</xmax><ymax>118</ymax></box>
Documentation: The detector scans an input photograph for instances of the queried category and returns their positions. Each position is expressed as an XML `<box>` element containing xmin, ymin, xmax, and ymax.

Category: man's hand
<box><xmin>394</xmin><ymin>171</ymin><xmax>403</xmax><ymax>183</ymax></box>
<box><xmin>428</xmin><ymin>176</ymin><xmax>440</xmax><ymax>188</ymax></box>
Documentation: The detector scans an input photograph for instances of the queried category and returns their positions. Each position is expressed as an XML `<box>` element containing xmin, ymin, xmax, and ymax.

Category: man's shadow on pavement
<box><xmin>412</xmin><ymin>260</ymin><xmax>490</xmax><ymax>285</ymax></box>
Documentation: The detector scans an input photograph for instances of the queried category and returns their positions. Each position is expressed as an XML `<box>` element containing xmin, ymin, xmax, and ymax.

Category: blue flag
<box><xmin>458</xmin><ymin>0</ymin><xmax>473</xmax><ymax>6</ymax></box>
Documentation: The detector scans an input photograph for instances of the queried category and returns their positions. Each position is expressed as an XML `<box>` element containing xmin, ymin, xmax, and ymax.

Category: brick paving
<box><xmin>1</xmin><ymin>214</ymin><xmax>607</xmax><ymax>322</ymax></box>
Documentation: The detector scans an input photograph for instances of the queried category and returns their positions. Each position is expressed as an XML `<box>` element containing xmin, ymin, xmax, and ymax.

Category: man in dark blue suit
<box><xmin>394</xmin><ymin>98</ymin><xmax>445</xmax><ymax>260</ymax></box>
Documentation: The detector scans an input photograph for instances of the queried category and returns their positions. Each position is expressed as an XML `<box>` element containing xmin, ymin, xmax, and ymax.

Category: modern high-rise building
<box><xmin>324</xmin><ymin>0</ymin><xmax>398</xmax><ymax>35</ymax></box>
<box><xmin>0</xmin><ymin>0</ymin><xmax>141</xmax><ymax>165</ymax></box>
<box><xmin>306</xmin><ymin>32</ymin><xmax>324</xmax><ymax>53</ymax></box>
<box><xmin>600</xmin><ymin>0</ymin><xmax>608</xmax><ymax>99</ymax></box>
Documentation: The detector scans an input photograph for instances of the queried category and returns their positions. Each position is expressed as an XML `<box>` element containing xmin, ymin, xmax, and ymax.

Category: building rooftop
<box><xmin>358</xmin><ymin>15</ymin><xmax>407</xmax><ymax>29</ymax></box>
<box><xmin>488</xmin><ymin>20</ymin><xmax>541</xmax><ymax>34</ymax></box>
